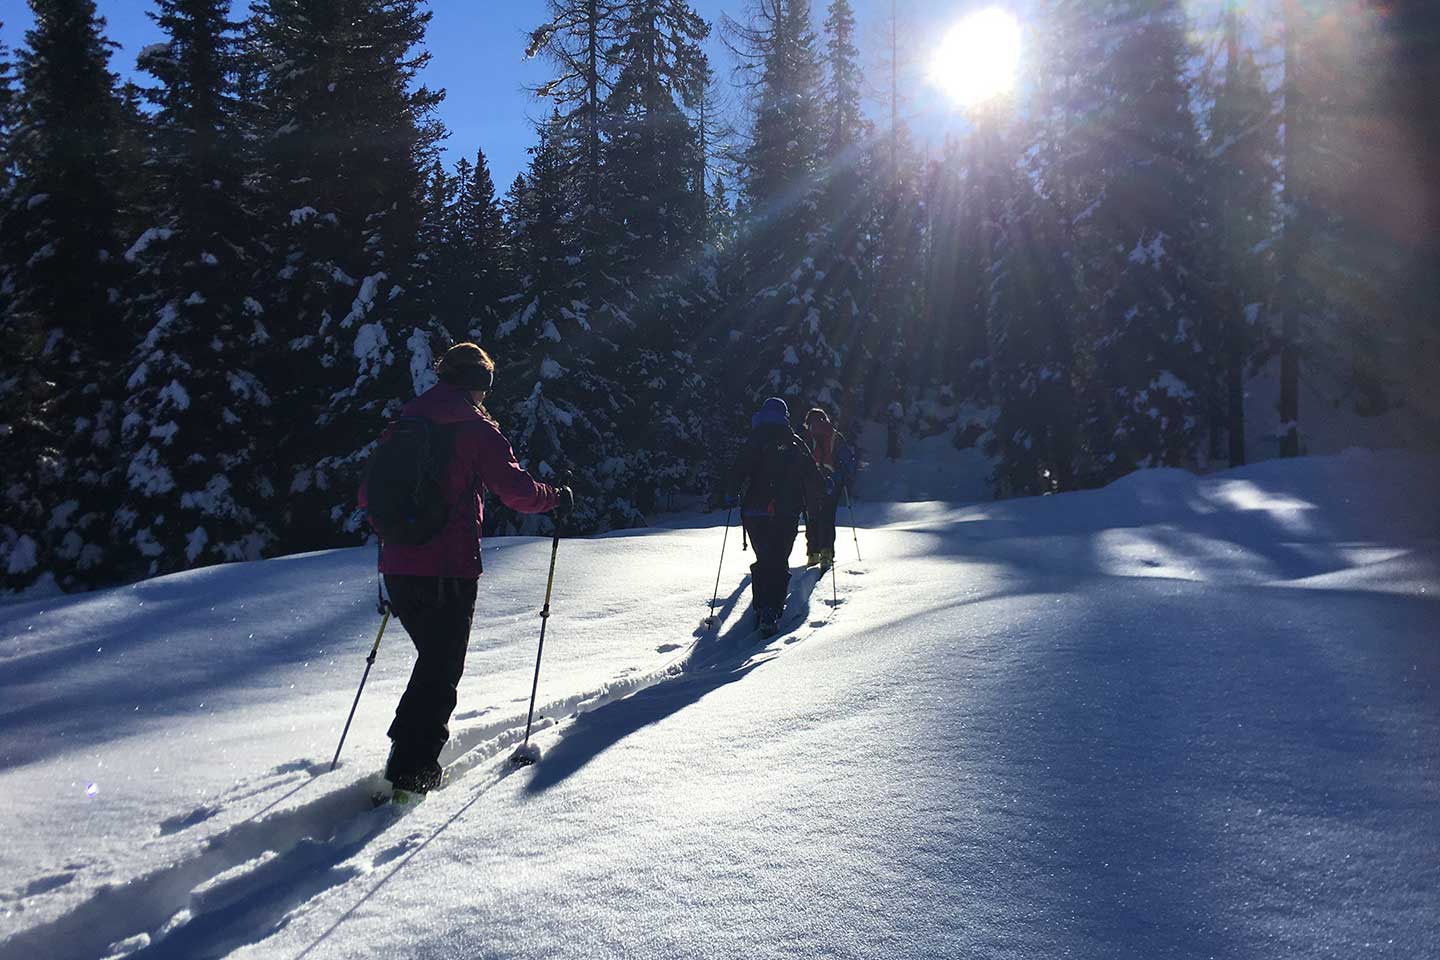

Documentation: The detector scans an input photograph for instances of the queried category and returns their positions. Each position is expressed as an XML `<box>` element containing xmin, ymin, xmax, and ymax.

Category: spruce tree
<box><xmin>604</xmin><ymin>0</ymin><xmax>708</xmax><ymax>279</ymax></box>
<box><xmin>981</xmin><ymin>117</ymin><xmax>1076</xmax><ymax>496</ymax></box>
<box><xmin>528</xmin><ymin>0</ymin><xmax>620</xmax><ymax>313</ymax></box>
<box><xmin>814</xmin><ymin>0</ymin><xmax>871</xmax><ymax>422</ymax></box>
<box><xmin>447</xmin><ymin>148</ymin><xmax>508</xmax><ymax>345</ymax></box>
<box><xmin>117</xmin><ymin>0</ymin><xmax>274</xmax><ymax>579</ymax></box>
<box><xmin>1</xmin><ymin>0</ymin><xmax>137</xmax><ymax>590</ymax></box>
<box><xmin>251</xmin><ymin>0</ymin><xmax>448</xmax><ymax>551</ymax></box>
<box><xmin>730</xmin><ymin>0</ymin><xmax>837</xmax><ymax>409</ymax></box>
<box><xmin>495</xmin><ymin>117</ymin><xmax>635</xmax><ymax>532</ymax></box>
<box><xmin>1204</xmin><ymin>0</ymin><xmax>1278</xmax><ymax>465</ymax></box>
<box><xmin>1066</xmin><ymin>0</ymin><xmax>1210</xmax><ymax>482</ymax></box>
<box><xmin>603</xmin><ymin>0</ymin><xmax>713</xmax><ymax>511</ymax></box>
<box><xmin>0</xmin><ymin>26</ymin><xmax>13</xmax><ymax>193</ymax></box>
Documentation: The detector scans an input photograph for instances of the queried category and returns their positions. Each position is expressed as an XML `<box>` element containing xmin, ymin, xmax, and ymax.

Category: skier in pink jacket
<box><xmin>360</xmin><ymin>342</ymin><xmax>571</xmax><ymax>793</ymax></box>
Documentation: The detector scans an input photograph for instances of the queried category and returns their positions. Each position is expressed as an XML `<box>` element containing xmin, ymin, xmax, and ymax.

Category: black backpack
<box><xmin>363</xmin><ymin>416</ymin><xmax>459</xmax><ymax>545</ymax></box>
<box><xmin>744</xmin><ymin>432</ymin><xmax>809</xmax><ymax>516</ymax></box>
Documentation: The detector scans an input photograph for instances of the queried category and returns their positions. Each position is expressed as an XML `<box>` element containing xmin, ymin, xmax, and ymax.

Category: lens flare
<box><xmin>929</xmin><ymin>7</ymin><xmax>1022</xmax><ymax>108</ymax></box>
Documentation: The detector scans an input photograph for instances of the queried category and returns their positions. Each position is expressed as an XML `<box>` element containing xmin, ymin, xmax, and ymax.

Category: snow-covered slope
<box><xmin>2</xmin><ymin>451</ymin><xmax>1437</xmax><ymax>960</ymax></box>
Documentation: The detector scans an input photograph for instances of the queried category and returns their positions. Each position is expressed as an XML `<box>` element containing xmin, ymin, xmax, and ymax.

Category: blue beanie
<box><xmin>751</xmin><ymin>396</ymin><xmax>790</xmax><ymax>429</ymax></box>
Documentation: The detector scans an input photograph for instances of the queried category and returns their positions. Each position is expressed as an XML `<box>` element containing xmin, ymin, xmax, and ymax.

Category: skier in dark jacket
<box><xmin>725</xmin><ymin>397</ymin><xmax>825</xmax><ymax>636</ymax></box>
<box><xmin>800</xmin><ymin>407</ymin><xmax>855</xmax><ymax>569</ymax></box>
<box><xmin>359</xmin><ymin>342</ymin><xmax>571</xmax><ymax>793</ymax></box>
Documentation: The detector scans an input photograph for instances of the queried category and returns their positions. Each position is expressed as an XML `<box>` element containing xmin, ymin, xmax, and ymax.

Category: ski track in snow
<box><xmin>0</xmin><ymin>563</ymin><xmax>850</xmax><ymax>960</ymax></box>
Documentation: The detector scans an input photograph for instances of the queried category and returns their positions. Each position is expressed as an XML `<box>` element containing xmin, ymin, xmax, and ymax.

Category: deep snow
<box><xmin>1</xmin><ymin>451</ymin><xmax>1437</xmax><ymax>960</ymax></box>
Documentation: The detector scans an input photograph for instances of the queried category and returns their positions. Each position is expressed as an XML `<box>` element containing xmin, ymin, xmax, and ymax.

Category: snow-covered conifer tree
<box><xmin>0</xmin><ymin>0</ymin><xmax>138</xmax><ymax>589</ymax></box>
<box><xmin>1064</xmin><ymin>0</ymin><xmax>1210</xmax><ymax>482</ymax></box>
<box><xmin>447</xmin><ymin>149</ymin><xmax>508</xmax><ymax>345</ymax></box>
<box><xmin>250</xmin><ymin>0</ymin><xmax>448</xmax><ymax>551</ymax></box>
<box><xmin>495</xmin><ymin>117</ymin><xmax>635</xmax><ymax>532</ymax></box>
<box><xmin>603</xmin><ymin>0</ymin><xmax>714</xmax><ymax>512</ymax></box>
<box><xmin>1202</xmin><ymin>0</ymin><xmax>1278</xmax><ymax>465</ymax></box>
<box><xmin>116</xmin><ymin>0</ymin><xmax>275</xmax><ymax>579</ymax></box>
<box><xmin>729</xmin><ymin>0</ymin><xmax>839</xmax><ymax>409</ymax></box>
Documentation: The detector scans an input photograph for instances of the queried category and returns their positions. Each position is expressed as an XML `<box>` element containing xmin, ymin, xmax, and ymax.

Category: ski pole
<box><xmin>742</xmin><ymin>524</ymin><xmax>747</xmax><ymax>552</ymax></box>
<box><xmin>330</xmin><ymin>596</ymin><xmax>391</xmax><ymax>772</ymax></box>
<box><xmin>512</xmin><ymin>528</ymin><xmax>562</xmax><ymax>766</ymax></box>
<box><xmin>704</xmin><ymin>507</ymin><xmax>733</xmax><ymax>631</ymax></box>
<box><xmin>831</xmin><ymin>553</ymin><xmax>838</xmax><ymax>609</ymax></box>
<box><xmin>843</xmin><ymin>484</ymin><xmax>861</xmax><ymax>561</ymax></box>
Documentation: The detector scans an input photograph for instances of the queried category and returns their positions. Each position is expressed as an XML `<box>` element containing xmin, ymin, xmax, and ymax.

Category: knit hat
<box><xmin>751</xmin><ymin>396</ymin><xmax>790</xmax><ymax>429</ymax></box>
<box><xmin>437</xmin><ymin>342</ymin><xmax>495</xmax><ymax>391</ymax></box>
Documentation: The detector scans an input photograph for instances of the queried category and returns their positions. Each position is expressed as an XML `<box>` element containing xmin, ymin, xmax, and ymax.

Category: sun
<box><xmin>929</xmin><ymin>7</ymin><xmax>1022</xmax><ymax>109</ymax></box>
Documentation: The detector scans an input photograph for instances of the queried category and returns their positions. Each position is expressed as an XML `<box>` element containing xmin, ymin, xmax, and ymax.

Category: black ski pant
<box><xmin>383</xmin><ymin>574</ymin><xmax>478</xmax><ymax>777</ymax></box>
<box><xmin>743</xmin><ymin>513</ymin><xmax>799</xmax><ymax>614</ymax></box>
<box><xmin>805</xmin><ymin>488</ymin><xmax>839</xmax><ymax>554</ymax></box>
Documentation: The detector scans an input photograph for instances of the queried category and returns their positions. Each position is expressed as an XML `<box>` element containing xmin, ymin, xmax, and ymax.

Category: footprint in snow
<box><xmin>371</xmin><ymin>834</ymin><xmax>424</xmax><ymax>868</ymax></box>
<box><xmin>655</xmin><ymin>643</ymin><xmax>682</xmax><ymax>653</ymax></box>
<box><xmin>158</xmin><ymin>803</ymin><xmax>221</xmax><ymax>837</ymax></box>
<box><xmin>15</xmin><ymin>871</ymin><xmax>76</xmax><ymax>899</ymax></box>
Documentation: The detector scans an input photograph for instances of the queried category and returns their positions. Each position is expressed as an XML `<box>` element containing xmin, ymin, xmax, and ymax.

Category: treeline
<box><xmin>0</xmin><ymin>0</ymin><xmax>1434</xmax><ymax>593</ymax></box>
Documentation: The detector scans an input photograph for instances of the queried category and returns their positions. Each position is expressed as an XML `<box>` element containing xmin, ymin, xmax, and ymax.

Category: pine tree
<box><xmin>416</xmin><ymin>158</ymin><xmax>455</xmax><ymax>333</ymax></box>
<box><xmin>1204</xmin><ymin>0</ymin><xmax>1278</xmax><ymax>465</ymax></box>
<box><xmin>602</xmin><ymin>0</ymin><xmax>713</xmax><ymax>511</ymax></box>
<box><xmin>728</xmin><ymin>0</ymin><xmax>837</xmax><ymax>409</ymax></box>
<box><xmin>528</xmin><ymin>0</ymin><xmax>620</xmax><ymax>308</ymax></box>
<box><xmin>494</xmin><ymin>116</ymin><xmax>636</xmax><ymax>533</ymax></box>
<box><xmin>981</xmin><ymin>117</ymin><xmax>1076</xmax><ymax>496</ymax></box>
<box><xmin>116</xmin><ymin>0</ymin><xmax>274</xmax><ymax>579</ymax></box>
<box><xmin>251</xmin><ymin>0</ymin><xmax>448</xmax><ymax>552</ymax></box>
<box><xmin>1277</xmin><ymin>1</ymin><xmax>1413</xmax><ymax>441</ymax></box>
<box><xmin>1</xmin><ymin>0</ymin><xmax>137</xmax><ymax>589</ymax></box>
<box><xmin>813</xmin><ymin>0</ymin><xmax>871</xmax><ymax>421</ymax></box>
<box><xmin>821</xmin><ymin>0</ymin><xmax>862</xmax><ymax>158</ymax></box>
<box><xmin>921</xmin><ymin>137</ymin><xmax>989</xmax><ymax>410</ymax></box>
<box><xmin>0</xmin><ymin>27</ymin><xmax>13</xmax><ymax>194</ymax></box>
<box><xmin>448</xmin><ymin>148</ymin><xmax>507</xmax><ymax>345</ymax></box>
<box><xmin>604</xmin><ymin>0</ymin><xmax>708</xmax><ymax>279</ymax></box>
<box><xmin>1066</xmin><ymin>0</ymin><xmax>1211</xmax><ymax>482</ymax></box>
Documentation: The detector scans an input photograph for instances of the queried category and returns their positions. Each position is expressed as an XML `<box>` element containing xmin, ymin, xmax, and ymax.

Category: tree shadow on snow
<box><xmin>522</xmin><ymin>570</ymin><xmax>822</xmax><ymax>795</ymax></box>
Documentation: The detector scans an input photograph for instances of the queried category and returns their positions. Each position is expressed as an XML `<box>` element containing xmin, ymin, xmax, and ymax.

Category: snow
<box><xmin>405</xmin><ymin>329</ymin><xmax>438</xmax><ymax>397</ymax></box>
<box><xmin>157</xmin><ymin>379</ymin><xmax>191</xmax><ymax>412</ymax></box>
<box><xmin>1</xmin><ymin>453</ymin><xmax>1437</xmax><ymax>959</ymax></box>
<box><xmin>123</xmin><ymin>227</ymin><xmax>173</xmax><ymax>263</ymax></box>
<box><xmin>2</xmin><ymin>535</ymin><xmax>37</xmax><ymax>575</ymax></box>
<box><xmin>1127</xmin><ymin>230</ymin><xmax>1167</xmax><ymax>266</ymax></box>
<box><xmin>343</xmin><ymin>274</ymin><xmax>385</xmax><ymax>328</ymax></box>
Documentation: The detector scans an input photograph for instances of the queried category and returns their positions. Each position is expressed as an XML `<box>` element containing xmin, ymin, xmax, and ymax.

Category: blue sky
<box><xmin>0</xmin><ymin>1</ymin><xmax>972</xmax><ymax>189</ymax></box>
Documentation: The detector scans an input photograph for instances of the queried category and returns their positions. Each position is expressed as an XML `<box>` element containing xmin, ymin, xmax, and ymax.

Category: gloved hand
<box><xmin>722</xmin><ymin>494</ymin><xmax>739</xmax><ymax>509</ymax></box>
<box><xmin>553</xmin><ymin>485</ymin><xmax>574</xmax><ymax>518</ymax></box>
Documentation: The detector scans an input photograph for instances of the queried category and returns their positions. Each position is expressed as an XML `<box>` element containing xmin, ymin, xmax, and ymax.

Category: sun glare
<box><xmin>929</xmin><ymin>7</ymin><xmax>1022</xmax><ymax>109</ymax></box>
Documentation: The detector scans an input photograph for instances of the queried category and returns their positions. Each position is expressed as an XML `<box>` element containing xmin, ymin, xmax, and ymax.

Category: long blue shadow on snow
<box><xmin>522</xmin><ymin>568</ymin><xmax>824</xmax><ymax>796</ymax></box>
<box><xmin>970</xmin><ymin>578</ymin><xmax>1440</xmax><ymax>959</ymax></box>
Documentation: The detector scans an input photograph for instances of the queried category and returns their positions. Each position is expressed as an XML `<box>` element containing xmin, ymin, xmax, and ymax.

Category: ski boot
<box><xmin>758</xmin><ymin>606</ymin><xmax>782</xmax><ymax>638</ymax></box>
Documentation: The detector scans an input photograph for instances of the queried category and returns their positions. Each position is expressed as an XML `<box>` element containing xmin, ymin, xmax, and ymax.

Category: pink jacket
<box><xmin>360</xmin><ymin>382</ymin><xmax>560</xmax><ymax>577</ymax></box>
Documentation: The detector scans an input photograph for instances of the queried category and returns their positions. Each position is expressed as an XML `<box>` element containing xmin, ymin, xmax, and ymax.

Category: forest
<box><xmin>1</xmin><ymin>0</ymin><xmax>1436</xmax><ymax>593</ymax></box>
